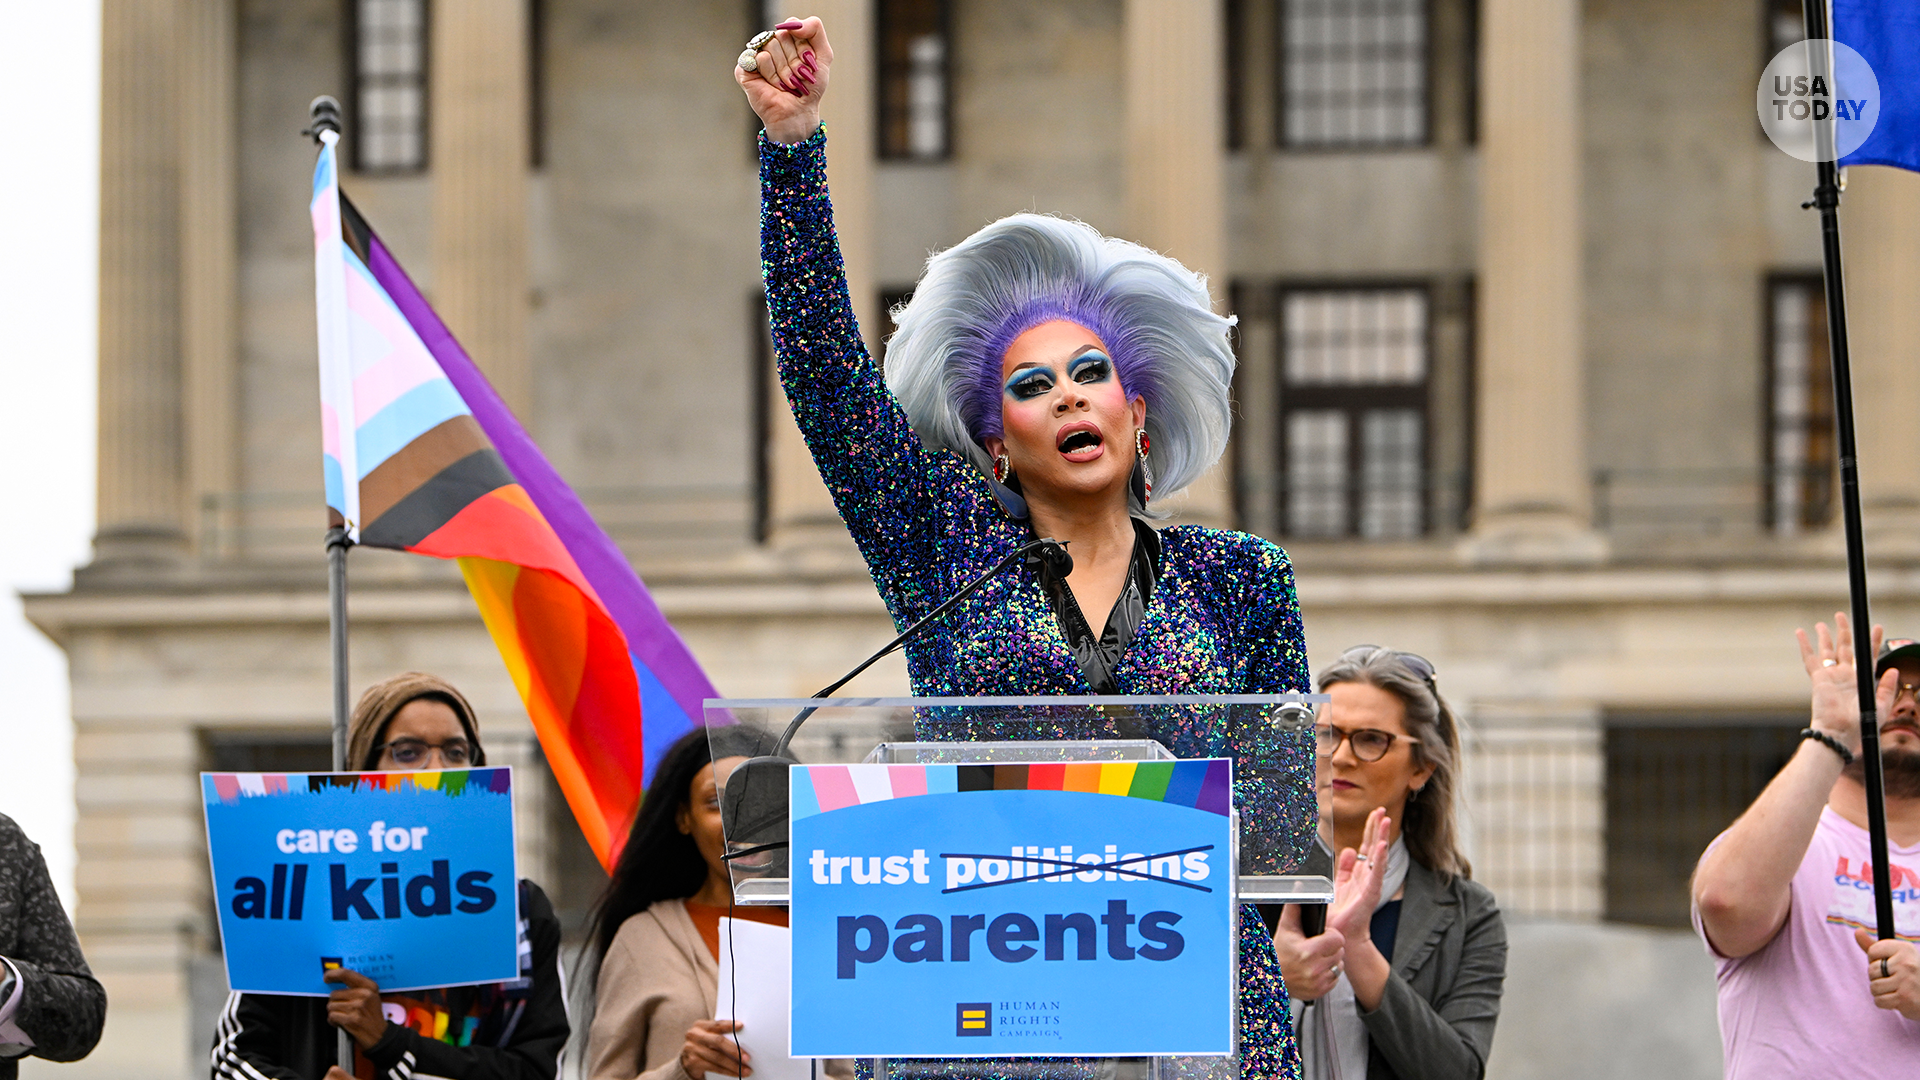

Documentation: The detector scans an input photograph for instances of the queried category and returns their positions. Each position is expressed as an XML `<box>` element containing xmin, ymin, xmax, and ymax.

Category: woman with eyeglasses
<box><xmin>1272</xmin><ymin>646</ymin><xmax>1507</xmax><ymax>1080</ymax></box>
<box><xmin>212</xmin><ymin>672</ymin><xmax>571</xmax><ymax>1080</ymax></box>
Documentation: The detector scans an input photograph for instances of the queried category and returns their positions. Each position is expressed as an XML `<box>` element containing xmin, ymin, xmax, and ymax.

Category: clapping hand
<box><xmin>1798</xmin><ymin>613</ymin><xmax>1894</xmax><ymax>757</ymax></box>
<box><xmin>1326</xmin><ymin>807</ymin><xmax>1392</xmax><ymax>946</ymax></box>
<box><xmin>1272</xmin><ymin>904</ymin><xmax>1347</xmax><ymax>1001</ymax></box>
<box><xmin>735</xmin><ymin>16</ymin><xmax>833</xmax><ymax>145</ymax></box>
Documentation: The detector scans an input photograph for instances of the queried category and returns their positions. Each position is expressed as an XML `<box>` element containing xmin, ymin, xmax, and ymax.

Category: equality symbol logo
<box><xmin>955</xmin><ymin>1002</ymin><xmax>991</xmax><ymax>1037</ymax></box>
<box><xmin>320</xmin><ymin>957</ymin><xmax>344</xmax><ymax>974</ymax></box>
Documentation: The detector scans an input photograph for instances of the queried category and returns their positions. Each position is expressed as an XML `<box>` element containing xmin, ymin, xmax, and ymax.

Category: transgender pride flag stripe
<box><xmin>789</xmin><ymin>759</ymin><xmax>1232</xmax><ymax>822</ymax></box>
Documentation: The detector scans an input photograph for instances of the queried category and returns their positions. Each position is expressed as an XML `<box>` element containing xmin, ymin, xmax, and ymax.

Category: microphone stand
<box><xmin>721</xmin><ymin>536</ymin><xmax>1072</xmax><ymax>865</ymax></box>
<box><xmin>770</xmin><ymin>536</ymin><xmax>1072</xmax><ymax>758</ymax></box>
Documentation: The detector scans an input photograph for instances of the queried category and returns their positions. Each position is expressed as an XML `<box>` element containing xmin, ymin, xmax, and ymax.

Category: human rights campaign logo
<box><xmin>956</xmin><ymin>1003</ymin><xmax>991</xmax><ymax>1037</ymax></box>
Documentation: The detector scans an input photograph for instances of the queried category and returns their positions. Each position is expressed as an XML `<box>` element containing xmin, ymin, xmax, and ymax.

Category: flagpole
<box><xmin>1801</xmin><ymin>0</ymin><xmax>1896</xmax><ymax>942</ymax></box>
<box><xmin>327</xmin><ymin>524</ymin><xmax>351</xmax><ymax>772</ymax></box>
<box><xmin>306</xmin><ymin>94</ymin><xmax>360</xmax><ymax>1073</ymax></box>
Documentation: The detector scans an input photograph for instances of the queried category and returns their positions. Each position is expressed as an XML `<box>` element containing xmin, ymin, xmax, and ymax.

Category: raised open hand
<box><xmin>735</xmin><ymin>16</ymin><xmax>833</xmax><ymax>145</ymax></box>
<box><xmin>1325</xmin><ymin>807</ymin><xmax>1391</xmax><ymax>945</ymax></box>
<box><xmin>1798</xmin><ymin>612</ymin><xmax>1891</xmax><ymax>755</ymax></box>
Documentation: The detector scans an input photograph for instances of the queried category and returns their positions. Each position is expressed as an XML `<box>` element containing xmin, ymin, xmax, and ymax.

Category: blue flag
<box><xmin>1836</xmin><ymin>0</ymin><xmax>1920</xmax><ymax>171</ymax></box>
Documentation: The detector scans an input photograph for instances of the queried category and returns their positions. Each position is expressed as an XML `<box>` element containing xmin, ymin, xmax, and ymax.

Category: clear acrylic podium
<box><xmin>707</xmin><ymin>695</ymin><xmax>1331</xmax><ymax>1080</ymax></box>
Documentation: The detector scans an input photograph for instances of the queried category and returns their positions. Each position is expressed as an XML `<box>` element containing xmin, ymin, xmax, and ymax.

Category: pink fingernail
<box><xmin>776</xmin><ymin>20</ymin><xmax>804</xmax><ymax>30</ymax></box>
<box><xmin>804</xmin><ymin>50</ymin><xmax>816</xmax><ymax>62</ymax></box>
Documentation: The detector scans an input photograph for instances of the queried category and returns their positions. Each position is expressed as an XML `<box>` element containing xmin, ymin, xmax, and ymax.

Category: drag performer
<box><xmin>737</xmin><ymin>17</ymin><xmax>1312</xmax><ymax>1077</ymax></box>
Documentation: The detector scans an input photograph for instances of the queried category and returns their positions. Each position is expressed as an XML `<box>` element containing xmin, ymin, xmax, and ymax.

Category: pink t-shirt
<box><xmin>1695</xmin><ymin>807</ymin><xmax>1920</xmax><ymax>1077</ymax></box>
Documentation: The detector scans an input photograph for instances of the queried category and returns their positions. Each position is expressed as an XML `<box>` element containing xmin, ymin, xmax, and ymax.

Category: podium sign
<box><xmin>201</xmin><ymin>768</ymin><xmax>520</xmax><ymax>995</ymax></box>
<box><xmin>788</xmin><ymin>759</ymin><xmax>1235</xmax><ymax>1058</ymax></box>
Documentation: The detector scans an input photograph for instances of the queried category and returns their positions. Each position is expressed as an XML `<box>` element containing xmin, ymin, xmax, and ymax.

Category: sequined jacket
<box><xmin>759</xmin><ymin>129</ymin><xmax>1310</xmax><ymax>710</ymax></box>
<box><xmin>761</xmin><ymin>128</ymin><xmax>1311</xmax><ymax>1079</ymax></box>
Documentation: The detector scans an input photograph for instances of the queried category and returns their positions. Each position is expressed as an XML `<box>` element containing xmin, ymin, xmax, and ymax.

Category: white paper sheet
<box><xmin>710</xmin><ymin>917</ymin><xmax>811</xmax><ymax>1080</ymax></box>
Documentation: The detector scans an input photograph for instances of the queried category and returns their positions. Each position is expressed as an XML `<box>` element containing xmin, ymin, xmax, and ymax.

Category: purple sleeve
<box><xmin>759</xmin><ymin>126</ymin><xmax>947</xmax><ymax>622</ymax></box>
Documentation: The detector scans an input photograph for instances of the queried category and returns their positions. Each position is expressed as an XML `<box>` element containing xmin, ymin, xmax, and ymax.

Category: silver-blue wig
<box><xmin>883</xmin><ymin>214</ymin><xmax>1235</xmax><ymax>515</ymax></box>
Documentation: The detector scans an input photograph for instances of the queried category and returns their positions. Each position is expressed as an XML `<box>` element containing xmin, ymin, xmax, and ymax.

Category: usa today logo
<box><xmin>1758</xmin><ymin>39</ymin><xmax>1880</xmax><ymax>161</ymax></box>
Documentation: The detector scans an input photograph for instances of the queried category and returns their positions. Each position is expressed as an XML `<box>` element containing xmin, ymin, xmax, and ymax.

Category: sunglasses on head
<box><xmin>1342</xmin><ymin>644</ymin><xmax>1438</xmax><ymax>685</ymax></box>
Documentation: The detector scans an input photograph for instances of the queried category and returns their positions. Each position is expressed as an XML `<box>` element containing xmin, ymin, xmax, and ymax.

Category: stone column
<box><xmin>180</xmin><ymin>0</ymin><xmax>237</xmax><ymax>560</ymax></box>
<box><xmin>94</xmin><ymin>0</ymin><xmax>187</xmax><ymax>569</ymax></box>
<box><xmin>1123</xmin><ymin>0</ymin><xmax>1230</xmax><ymax>526</ymax></box>
<box><xmin>1842</xmin><ymin>166</ymin><xmax>1920</xmax><ymax>553</ymax></box>
<box><xmin>770</xmin><ymin>0</ymin><xmax>874</xmax><ymax>548</ymax></box>
<box><xmin>1461</xmin><ymin>0</ymin><xmax>1605</xmax><ymax>564</ymax></box>
<box><xmin>432</xmin><ymin>0</ymin><xmax>531</xmax><ymax>418</ymax></box>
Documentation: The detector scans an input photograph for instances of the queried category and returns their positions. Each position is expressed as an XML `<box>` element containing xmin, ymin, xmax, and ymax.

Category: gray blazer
<box><xmin>1296</xmin><ymin>846</ymin><xmax>1508</xmax><ymax>1080</ymax></box>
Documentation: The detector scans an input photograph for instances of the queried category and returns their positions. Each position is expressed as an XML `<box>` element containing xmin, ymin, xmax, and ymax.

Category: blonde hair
<box><xmin>1316</xmin><ymin>646</ymin><xmax>1471</xmax><ymax>881</ymax></box>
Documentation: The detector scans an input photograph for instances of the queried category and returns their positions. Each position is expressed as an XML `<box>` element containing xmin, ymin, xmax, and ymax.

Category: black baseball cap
<box><xmin>1878</xmin><ymin>637</ymin><xmax>1920</xmax><ymax>676</ymax></box>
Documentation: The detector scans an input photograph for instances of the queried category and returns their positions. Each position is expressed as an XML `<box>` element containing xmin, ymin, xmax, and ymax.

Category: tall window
<box><xmin>878</xmin><ymin>0</ymin><xmax>951</xmax><ymax>160</ymax></box>
<box><xmin>1277</xmin><ymin>0</ymin><xmax>1430</xmax><ymax>147</ymax></box>
<box><xmin>1278</xmin><ymin>287</ymin><xmax>1430</xmax><ymax>538</ymax></box>
<box><xmin>1605</xmin><ymin>717</ymin><xmax>1800</xmax><ymax>926</ymax></box>
<box><xmin>1766</xmin><ymin>275</ymin><xmax>1834</xmax><ymax>534</ymax></box>
<box><xmin>347</xmin><ymin>0</ymin><xmax>429</xmax><ymax>173</ymax></box>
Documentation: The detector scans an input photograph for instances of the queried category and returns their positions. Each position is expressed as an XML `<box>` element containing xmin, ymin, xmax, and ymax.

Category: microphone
<box><xmin>720</xmin><ymin>537</ymin><xmax>1072</xmax><ymax>871</ymax></box>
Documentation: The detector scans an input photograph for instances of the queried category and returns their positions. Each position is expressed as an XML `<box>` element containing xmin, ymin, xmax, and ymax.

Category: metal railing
<box><xmin>1234</xmin><ymin>470</ymin><xmax>1473</xmax><ymax>541</ymax></box>
<box><xmin>1590</xmin><ymin>464</ymin><xmax>1832</xmax><ymax>540</ymax></box>
<box><xmin>198</xmin><ymin>483</ymin><xmax>753</xmax><ymax>563</ymax></box>
<box><xmin>1234</xmin><ymin>465</ymin><xmax>1833</xmax><ymax>544</ymax></box>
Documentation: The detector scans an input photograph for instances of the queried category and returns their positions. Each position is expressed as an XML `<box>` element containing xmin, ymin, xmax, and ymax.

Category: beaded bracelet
<box><xmin>1802</xmin><ymin>727</ymin><xmax>1856</xmax><ymax>766</ymax></box>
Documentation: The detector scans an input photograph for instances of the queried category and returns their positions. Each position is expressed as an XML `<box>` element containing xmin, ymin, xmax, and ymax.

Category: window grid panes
<box><xmin>1361</xmin><ymin>409</ymin><xmax>1423</xmax><ymax>538</ymax></box>
<box><xmin>1287</xmin><ymin>410</ymin><xmax>1351</xmax><ymax>537</ymax></box>
<box><xmin>351</xmin><ymin>0</ymin><xmax>428</xmax><ymax>172</ymax></box>
<box><xmin>1284</xmin><ymin>289</ymin><xmax>1428</xmax><ymax>384</ymax></box>
<box><xmin>1278</xmin><ymin>287</ymin><xmax>1431</xmax><ymax>540</ymax></box>
<box><xmin>1280</xmin><ymin>0</ymin><xmax>1429</xmax><ymax>147</ymax></box>
<box><xmin>878</xmin><ymin>0</ymin><xmax>951</xmax><ymax>160</ymax></box>
<box><xmin>1766</xmin><ymin>277</ymin><xmax>1834</xmax><ymax>535</ymax></box>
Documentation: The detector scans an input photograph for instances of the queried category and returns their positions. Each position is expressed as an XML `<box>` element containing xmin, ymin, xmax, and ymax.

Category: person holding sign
<box><xmin>1272</xmin><ymin>646</ymin><xmax>1506</xmax><ymax>1080</ymax></box>
<box><xmin>582</xmin><ymin>727</ymin><xmax>801</xmax><ymax>1080</ymax></box>
<box><xmin>736</xmin><ymin>17</ymin><xmax>1310</xmax><ymax>1075</ymax></box>
<box><xmin>210</xmin><ymin>673</ymin><xmax>569</xmax><ymax>1080</ymax></box>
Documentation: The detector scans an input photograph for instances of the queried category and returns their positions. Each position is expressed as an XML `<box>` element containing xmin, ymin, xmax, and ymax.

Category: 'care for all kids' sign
<box><xmin>202</xmin><ymin>768</ymin><xmax>519</xmax><ymax>995</ymax></box>
<box><xmin>789</xmin><ymin>759</ymin><xmax>1235</xmax><ymax>1059</ymax></box>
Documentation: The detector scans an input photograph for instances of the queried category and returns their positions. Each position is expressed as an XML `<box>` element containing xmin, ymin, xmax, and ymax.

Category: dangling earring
<box><xmin>992</xmin><ymin>454</ymin><xmax>1013</xmax><ymax>485</ymax></box>
<box><xmin>1134</xmin><ymin>430</ymin><xmax>1153</xmax><ymax>501</ymax></box>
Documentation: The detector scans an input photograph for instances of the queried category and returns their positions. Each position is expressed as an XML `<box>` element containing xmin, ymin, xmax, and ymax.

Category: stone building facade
<box><xmin>22</xmin><ymin>1</ymin><xmax>1920</xmax><ymax>1077</ymax></box>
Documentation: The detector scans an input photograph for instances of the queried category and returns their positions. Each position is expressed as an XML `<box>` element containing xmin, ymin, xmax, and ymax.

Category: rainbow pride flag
<box><xmin>310</xmin><ymin>132</ymin><xmax>717</xmax><ymax>868</ymax></box>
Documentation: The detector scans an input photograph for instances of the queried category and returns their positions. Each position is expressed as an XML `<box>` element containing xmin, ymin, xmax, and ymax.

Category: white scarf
<box><xmin>1296</xmin><ymin>836</ymin><xmax>1409</xmax><ymax>1080</ymax></box>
